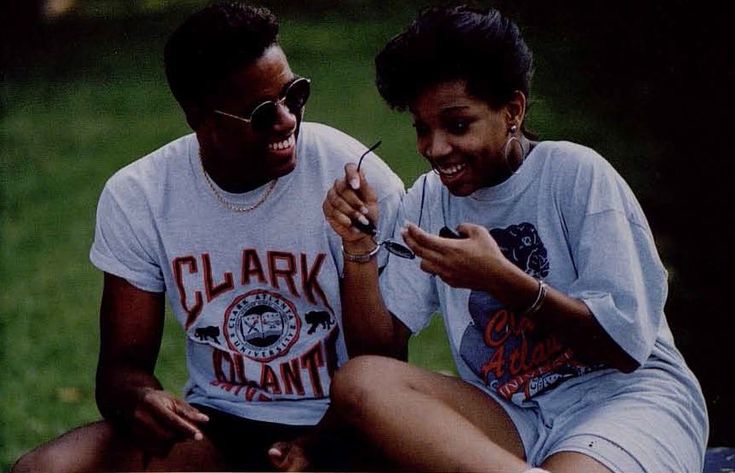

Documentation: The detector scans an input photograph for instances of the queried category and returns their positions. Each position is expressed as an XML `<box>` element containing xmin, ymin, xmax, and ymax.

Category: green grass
<box><xmin>0</xmin><ymin>8</ymin><xmax>642</xmax><ymax>470</ymax></box>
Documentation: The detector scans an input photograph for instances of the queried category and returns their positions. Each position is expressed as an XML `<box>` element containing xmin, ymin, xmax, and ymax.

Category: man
<box><xmin>12</xmin><ymin>3</ymin><xmax>403</xmax><ymax>471</ymax></box>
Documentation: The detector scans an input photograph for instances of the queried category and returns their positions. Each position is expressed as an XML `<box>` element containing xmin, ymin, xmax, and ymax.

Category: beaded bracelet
<box><xmin>341</xmin><ymin>244</ymin><xmax>380</xmax><ymax>263</ymax></box>
<box><xmin>522</xmin><ymin>278</ymin><xmax>548</xmax><ymax>316</ymax></box>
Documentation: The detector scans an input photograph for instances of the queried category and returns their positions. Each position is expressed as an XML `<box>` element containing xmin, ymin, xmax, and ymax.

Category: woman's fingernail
<box><xmin>360</xmin><ymin>206</ymin><xmax>369</xmax><ymax>215</ymax></box>
<box><xmin>357</xmin><ymin>215</ymin><xmax>370</xmax><ymax>226</ymax></box>
<box><xmin>349</xmin><ymin>177</ymin><xmax>360</xmax><ymax>190</ymax></box>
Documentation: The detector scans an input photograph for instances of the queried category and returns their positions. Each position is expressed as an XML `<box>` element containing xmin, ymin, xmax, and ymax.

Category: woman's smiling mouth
<box><xmin>434</xmin><ymin>161</ymin><xmax>467</xmax><ymax>177</ymax></box>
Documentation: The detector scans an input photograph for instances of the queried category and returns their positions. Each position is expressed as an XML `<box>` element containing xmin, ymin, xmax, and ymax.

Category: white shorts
<box><xmin>496</xmin><ymin>369</ymin><xmax>707</xmax><ymax>473</ymax></box>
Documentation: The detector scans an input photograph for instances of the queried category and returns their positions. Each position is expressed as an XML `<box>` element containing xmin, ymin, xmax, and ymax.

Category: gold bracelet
<box><xmin>341</xmin><ymin>244</ymin><xmax>380</xmax><ymax>263</ymax></box>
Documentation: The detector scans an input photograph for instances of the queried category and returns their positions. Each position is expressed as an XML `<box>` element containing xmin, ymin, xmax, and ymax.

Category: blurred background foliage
<box><xmin>1</xmin><ymin>0</ymin><xmax>732</xmax><ymax>469</ymax></box>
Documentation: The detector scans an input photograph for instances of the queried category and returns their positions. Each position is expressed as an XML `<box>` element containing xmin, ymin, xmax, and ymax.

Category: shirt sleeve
<box><xmin>89</xmin><ymin>180</ymin><xmax>165</xmax><ymax>292</ymax></box>
<box><xmin>561</xmin><ymin>155</ymin><xmax>667</xmax><ymax>366</ymax></box>
<box><xmin>380</xmin><ymin>176</ymin><xmax>439</xmax><ymax>334</ymax></box>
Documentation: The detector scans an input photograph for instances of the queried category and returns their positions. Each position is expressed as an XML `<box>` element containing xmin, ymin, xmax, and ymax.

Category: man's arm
<box><xmin>95</xmin><ymin>272</ymin><xmax>208</xmax><ymax>455</ymax></box>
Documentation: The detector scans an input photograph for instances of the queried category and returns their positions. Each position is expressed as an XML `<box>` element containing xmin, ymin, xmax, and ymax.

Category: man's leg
<box><xmin>330</xmin><ymin>355</ymin><xmax>528</xmax><ymax>473</ymax></box>
<box><xmin>11</xmin><ymin>420</ymin><xmax>231</xmax><ymax>472</ymax></box>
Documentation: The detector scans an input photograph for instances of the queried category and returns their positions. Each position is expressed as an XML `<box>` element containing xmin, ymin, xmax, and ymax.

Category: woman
<box><xmin>323</xmin><ymin>5</ymin><xmax>708</xmax><ymax>473</ymax></box>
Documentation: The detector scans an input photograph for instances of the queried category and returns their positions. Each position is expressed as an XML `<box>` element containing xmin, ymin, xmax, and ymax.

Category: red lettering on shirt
<box><xmin>210</xmin><ymin>338</ymin><xmax>336</xmax><ymax>400</ymax></box>
<box><xmin>172</xmin><ymin>249</ymin><xmax>331</xmax><ymax>313</ymax></box>
<box><xmin>280</xmin><ymin>358</ymin><xmax>305</xmax><ymax>396</ymax></box>
<box><xmin>268</xmin><ymin>251</ymin><xmax>299</xmax><ymax>298</ymax></box>
<box><xmin>242</xmin><ymin>248</ymin><xmax>266</xmax><ymax>285</ymax></box>
<box><xmin>481</xmin><ymin>307</ymin><xmax>565</xmax><ymax>394</ymax></box>
<box><xmin>172</xmin><ymin>256</ymin><xmax>203</xmax><ymax>329</ymax></box>
<box><xmin>301</xmin><ymin>341</ymin><xmax>326</xmax><ymax>398</ymax></box>
<box><xmin>202</xmin><ymin>253</ymin><xmax>234</xmax><ymax>302</ymax></box>
<box><xmin>301</xmin><ymin>253</ymin><xmax>331</xmax><ymax>312</ymax></box>
<box><xmin>260</xmin><ymin>363</ymin><xmax>282</xmax><ymax>395</ymax></box>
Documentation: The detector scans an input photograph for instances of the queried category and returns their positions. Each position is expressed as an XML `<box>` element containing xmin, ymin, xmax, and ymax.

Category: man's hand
<box><xmin>268</xmin><ymin>438</ymin><xmax>311</xmax><ymax>472</ymax></box>
<box><xmin>129</xmin><ymin>388</ymin><xmax>209</xmax><ymax>456</ymax></box>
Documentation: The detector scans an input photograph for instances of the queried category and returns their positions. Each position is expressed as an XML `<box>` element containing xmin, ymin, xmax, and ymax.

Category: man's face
<box><xmin>203</xmin><ymin>45</ymin><xmax>303</xmax><ymax>188</ymax></box>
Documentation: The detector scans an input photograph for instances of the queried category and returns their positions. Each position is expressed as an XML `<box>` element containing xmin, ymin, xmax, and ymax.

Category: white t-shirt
<box><xmin>381</xmin><ymin>141</ymin><xmax>706</xmax><ymax>433</ymax></box>
<box><xmin>90</xmin><ymin>122</ymin><xmax>404</xmax><ymax>425</ymax></box>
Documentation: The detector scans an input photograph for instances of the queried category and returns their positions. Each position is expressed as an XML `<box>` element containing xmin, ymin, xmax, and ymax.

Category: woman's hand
<box><xmin>401</xmin><ymin>222</ymin><xmax>516</xmax><ymax>292</ymax></box>
<box><xmin>323</xmin><ymin>163</ymin><xmax>379</xmax><ymax>251</ymax></box>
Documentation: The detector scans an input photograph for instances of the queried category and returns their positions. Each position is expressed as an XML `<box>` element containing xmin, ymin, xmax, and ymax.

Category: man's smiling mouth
<box><xmin>267</xmin><ymin>134</ymin><xmax>295</xmax><ymax>151</ymax></box>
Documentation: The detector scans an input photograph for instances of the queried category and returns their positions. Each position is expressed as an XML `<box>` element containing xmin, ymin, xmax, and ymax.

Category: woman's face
<box><xmin>409</xmin><ymin>80</ymin><xmax>511</xmax><ymax>196</ymax></box>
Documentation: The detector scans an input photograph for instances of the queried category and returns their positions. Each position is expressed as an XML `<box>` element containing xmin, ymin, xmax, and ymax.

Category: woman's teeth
<box><xmin>437</xmin><ymin>162</ymin><xmax>466</xmax><ymax>176</ymax></box>
<box><xmin>268</xmin><ymin>135</ymin><xmax>295</xmax><ymax>151</ymax></box>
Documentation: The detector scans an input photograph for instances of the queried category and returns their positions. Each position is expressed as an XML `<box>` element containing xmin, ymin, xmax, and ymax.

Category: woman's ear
<box><xmin>504</xmin><ymin>90</ymin><xmax>527</xmax><ymax>129</ymax></box>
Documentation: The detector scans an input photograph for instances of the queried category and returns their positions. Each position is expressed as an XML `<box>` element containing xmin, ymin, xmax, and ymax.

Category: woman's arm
<box><xmin>401</xmin><ymin>222</ymin><xmax>639</xmax><ymax>372</ymax></box>
<box><xmin>324</xmin><ymin>164</ymin><xmax>410</xmax><ymax>359</ymax></box>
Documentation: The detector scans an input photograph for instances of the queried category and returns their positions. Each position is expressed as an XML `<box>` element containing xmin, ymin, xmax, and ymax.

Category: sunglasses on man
<box><xmin>214</xmin><ymin>77</ymin><xmax>311</xmax><ymax>132</ymax></box>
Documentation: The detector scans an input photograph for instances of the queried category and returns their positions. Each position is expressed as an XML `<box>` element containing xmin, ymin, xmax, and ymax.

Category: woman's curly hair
<box><xmin>376</xmin><ymin>4</ymin><xmax>534</xmax><ymax>112</ymax></box>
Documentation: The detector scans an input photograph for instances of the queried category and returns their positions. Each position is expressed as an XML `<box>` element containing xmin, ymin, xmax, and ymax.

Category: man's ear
<box><xmin>183</xmin><ymin>101</ymin><xmax>207</xmax><ymax>131</ymax></box>
<box><xmin>504</xmin><ymin>90</ymin><xmax>527</xmax><ymax>127</ymax></box>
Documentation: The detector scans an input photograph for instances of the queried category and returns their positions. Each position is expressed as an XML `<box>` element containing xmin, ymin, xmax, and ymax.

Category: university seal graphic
<box><xmin>223</xmin><ymin>289</ymin><xmax>301</xmax><ymax>362</ymax></box>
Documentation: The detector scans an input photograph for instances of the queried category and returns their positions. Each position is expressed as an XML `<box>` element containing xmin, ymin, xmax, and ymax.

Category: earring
<box><xmin>502</xmin><ymin>124</ymin><xmax>524</xmax><ymax>174</ymax></box>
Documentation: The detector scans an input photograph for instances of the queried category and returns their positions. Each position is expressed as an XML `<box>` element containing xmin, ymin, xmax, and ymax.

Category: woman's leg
<box><xmin>330</xmin><ymin>355</ymin><xmax>529</xmax><ymax>473</ymax></box>
<box><xmin>541</xmin><ymin>452</ymin><xmax>614</xmax><ymax>473</ymax></box>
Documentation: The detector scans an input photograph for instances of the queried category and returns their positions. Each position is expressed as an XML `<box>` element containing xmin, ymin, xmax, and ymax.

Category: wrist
<box><xmin>520</xmin><ymin>278</ymin><xmax>548</xmax><ymax>316</ymax></box>
<box><xmin>342</xmin><ymin>236</ymin><xmax>379</xmax><ymax>255</ymax></box>
<box><xmin>482</xmin><ymin>261</ymin><xmax>545</xmax><ymax>314</ymax></box>
<box><xmin>342</xmin><ymin>241</ymin><xmax>380</xmax><ymax>263</ymax></box>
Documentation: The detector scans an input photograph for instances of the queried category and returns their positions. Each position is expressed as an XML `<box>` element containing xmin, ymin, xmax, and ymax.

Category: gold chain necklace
<box><xmin>199</xmin><ymin>151</ymin><xmax>277</xmax><ymax>213</ymax></box>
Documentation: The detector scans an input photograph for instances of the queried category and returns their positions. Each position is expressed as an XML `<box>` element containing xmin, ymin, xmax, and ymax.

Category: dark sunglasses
<box><xmin>214</xmin><ymin>77</ymin><xmax>311</xmax><ymax>132</ymax></box>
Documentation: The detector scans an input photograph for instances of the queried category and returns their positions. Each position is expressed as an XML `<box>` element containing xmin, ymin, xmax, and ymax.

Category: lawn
<box><xmin>1</xmin><ymin>3</ymin><xmax>650</xmax><ymax>469</ymax></box>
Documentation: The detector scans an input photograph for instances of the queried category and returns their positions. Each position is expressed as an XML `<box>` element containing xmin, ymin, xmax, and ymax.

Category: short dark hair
<box><xmin>164</xmin><ymin>2</ymin><xmax>278</xmax><ymax>113</ymax></box>
<box><xmin>375</xmin><ymin>4</ymin><xmax>533</xmax><ymax>111</ymax></box>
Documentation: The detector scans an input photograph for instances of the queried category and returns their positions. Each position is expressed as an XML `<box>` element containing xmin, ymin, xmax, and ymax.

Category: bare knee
<box><xmin>332</xmin><ymin>356</ymin><xmax>400</xmax><ymax>398</ymax></box>
<box><xmin>331</xmin><ymin>355</ymin><xmax>406</xmax><ymax>420</ymax></box>
<box><xmin>12</xmin><ymin>421</ymin><xmax>122</xmax><ymax>473</ymax></box>
<box><xmin>11</xmin><ymin>452</ymin><xmax>34</xmax><ymax>473</ymax></box>
<box><xmin>12</xmin><ymin>442</ymin><xmax>71</xmax><ymax>473</ymax></box>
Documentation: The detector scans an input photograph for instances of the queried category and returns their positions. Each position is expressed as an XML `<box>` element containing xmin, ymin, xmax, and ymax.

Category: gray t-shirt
<box><xmin>91</xmin><ymin>122</ymin><xmax>404</xmax><ymax>425</ymax></box>
<box><xmin>381</xmin><ymin>141</ymin><xmax>706</xmax><ymax>439</ymax></box>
